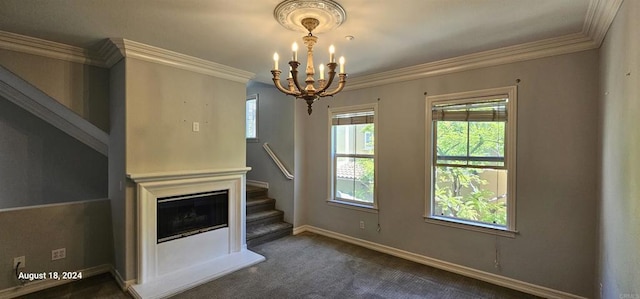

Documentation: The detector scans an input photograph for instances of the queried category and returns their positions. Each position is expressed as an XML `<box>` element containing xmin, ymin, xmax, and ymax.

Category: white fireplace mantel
<box><xmin>127</xmin><ymin>167</ymin><xmax>253</xmax><ymax>183</ymax></box>
<box><xmin>127</xmin><ymin>167</ymin><xmax>264</xmax><ymax>299</ymax></box>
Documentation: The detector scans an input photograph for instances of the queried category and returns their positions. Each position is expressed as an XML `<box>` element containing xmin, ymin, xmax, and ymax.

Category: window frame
<box><xmin>246</xmin><ymin>94</ymin><xmax>259</xmax><ymax>142</ymax></box>
<box><xmin>328</xmin><ymin>103</ymin><xmax>378</xmax><ymax>211</ymax></box>
<box><xmin>425</xmin><ymin>86</ymin><xmax>517</xmax><ymax>237</ymax></box>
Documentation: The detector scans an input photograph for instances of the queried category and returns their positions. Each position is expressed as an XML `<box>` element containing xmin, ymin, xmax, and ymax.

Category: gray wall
<box><xmin>598</xmin><ymin>1</ymin><xmax>640</xmax><ymax>298</ymax></box>
<box><xmin>0</xmin><ymin>97</ymin><xmax>107</xmax><ymax>209</ymax></box>
<box><xmin>108</xmin><ymin>57</ymin><xmax>249</xmax><ymax>281</ymax></box>
<box><xmin>293</xmin><ymin>100</ymin><xmax>309</xmax><ymax>227</ymax></box>
<box><xmin>297</xmin><ymin>50</ymin><xmax>599</xmax><ymax>297</ymax></box>
<box><xmin>0</xmin><ymin>44</ymin><xmax>112</xmax><ymax>293</ymax></box>
<box><xmin>246</xmin><ymin>81</ymin><xmax>294</xmax><ymax>224</ymax></box>
<box><xmin>0</xmin><ymin>199</ymin><xmax>114</xmax><ymax>291</ymax></box>
<box><xmin>125</xmin><ymin>58</ymin><xmax>247</xmax><ymax>173</ymax></box>
<box><xmin>108</xmin><ymin>59</ymin><xmax>129</xmax><ymax>282</ymax></box>
<box><xmin>0</xmin><ymin>49</ymin><xmax>110</xmax><ymax>131</ymax></box>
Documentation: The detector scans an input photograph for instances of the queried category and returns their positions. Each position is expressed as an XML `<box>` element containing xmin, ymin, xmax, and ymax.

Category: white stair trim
<box><xmin>247</xmin><ymin>180</ymin><xmax>269</xmax><ymax>189</ymax></box>
<box><xmin>0</xmin><ymin>66</ymin><xmax>109</xmax><ymax>156</ymax></box>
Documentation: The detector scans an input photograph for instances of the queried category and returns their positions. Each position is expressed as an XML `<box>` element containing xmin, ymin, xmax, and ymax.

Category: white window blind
<box><xmin>432</xmin><ymin>98</ymin><xmax>508</xmax><ymax>122</ymax></box>
<box><xmin>332</xmin><ymin>110</ymin><xmax>374</xmax><ymax>125</ymax></box>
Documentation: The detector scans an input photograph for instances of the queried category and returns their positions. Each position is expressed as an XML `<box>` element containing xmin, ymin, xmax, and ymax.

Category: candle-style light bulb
<box><xmin>292</xmin><ymin>42</ymin><xmax>298</xmax><ymax>61</ymax></box>
<box><xmin>288</xmin><ymin>66</ymin><xmax>292</xmax><ymax>79</ymax></box>
<box><xmin>339</xmin><ymin>56</ymin><xmax>345</xmax><ymax>73</ymax></box>
<box><xmin>319</xmin><ymin>64</ymin><xmax>325</xmax><ymax>80</ymax></box>
<box><xmin>329</xmin><ymin>45</ymin><xmax>335</xmax><ymax>63</ymax></box>
<box><xmin>273</xmin><ymin>52</ymin><xmax>279</xmax><ymax>70</ymax></box>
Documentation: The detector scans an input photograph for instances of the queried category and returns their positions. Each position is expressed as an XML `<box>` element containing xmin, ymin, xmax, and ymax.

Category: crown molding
<box><xmin>345</xmin><ymin>0</ymin><xmax>623</xmax><ymax>91</ymax></box>
<box><xmin>0</xmin><ymin>0</ymin><xmax>621</xmax><ymax>88</ymax></box>
<box><xmin>101</xmin><ymin>38</ymin><xmax>255</xmax><ymax>83</ymax></box>
<box><xmin>582</xmin><ymin>0</ymin><xmax>624</xmax><ymax>46</ymax></box>
<box><xmin>346</xmin><ymin>33</ymin><xmax>596</xmax><ymax>91</ymax></box>
<box><xmin>0</xmin><ymin>30</ymin><xmax>106</xmax><ymax>67</ymax></box>
<box><xmin>0</xmin><ymin>31</ymin><xmax>255</xmax><ymax>83</ymax></box>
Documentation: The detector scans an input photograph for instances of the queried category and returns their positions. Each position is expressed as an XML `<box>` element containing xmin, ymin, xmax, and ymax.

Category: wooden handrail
<box><xmin>262</xmin><ymin>143</ymin><xmax>294</xmax><ymax>180</ymax></box>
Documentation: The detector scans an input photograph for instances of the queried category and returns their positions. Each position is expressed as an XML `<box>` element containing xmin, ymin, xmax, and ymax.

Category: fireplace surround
<box><xmin>127</xmin><ymin>168</ymin><xmax>264</xmax><ymax>299</ymax></box>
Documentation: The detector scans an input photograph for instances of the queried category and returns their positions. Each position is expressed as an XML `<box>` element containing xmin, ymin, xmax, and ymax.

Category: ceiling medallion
<box><xmin>274</xmin><ymin>0</ymin><xmax>347</xmax><ymax>34</ymax></box>
<box><xmin>271</xmin><ymin>0</ymin><xmax>348</xmax><ymax>115</ymax></box>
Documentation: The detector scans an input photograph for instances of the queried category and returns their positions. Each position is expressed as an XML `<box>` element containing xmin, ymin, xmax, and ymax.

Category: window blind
<box><xmin>432</xmin><ymin>98</ymin><xmax>508</xmax><ymax>122</ymax></box>
<box><xmin>332</xmin><ymin>110</ymin><xmax>375</xmax><ymax>125</ymax></box>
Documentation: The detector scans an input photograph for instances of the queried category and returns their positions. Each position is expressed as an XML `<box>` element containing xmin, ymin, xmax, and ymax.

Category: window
<box><xmin>329</xmin><ymin>104</ymin><xmax>377</xmax><ymax>209</ymax></box>
<box><xmin>246</xmin><ymin>94</ymin><xmax>258</xmax><ymax>141</ymax></box>
<box><xmin>425</xmin><ymin>86</ymin><xmax>517</xmax><ymax>235</ymax></box>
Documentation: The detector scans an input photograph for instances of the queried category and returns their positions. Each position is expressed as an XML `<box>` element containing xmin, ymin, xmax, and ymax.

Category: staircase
<box><xmin>246</xmin><ymin>185</ymin><xmax>293</xmax><ymax>247</ymax></box>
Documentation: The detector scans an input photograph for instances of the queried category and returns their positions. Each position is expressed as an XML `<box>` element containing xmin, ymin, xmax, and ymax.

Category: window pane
<box><xmin>335</xmin><ymin>156</ymin><xmax>356</xmax><ymax>199</ymax></box>
<box><xmin>335</xmin><ymin>125</ymin><xmax>354</xmax><ymax>154</ymax></box>
<box><xmin>335</xmin><ymin>156</ymin><xmax>374</xmax><ymax>204</ymax></box>
<box><xmin>435</xmin><ymin>121</ymin><xmax>505</xmax><ymax>167</ymax></box>
<box><xmin>246</xmin><ymin>99</ymin><xmax>257</xmax><ymax>139</ymax></box>
<box><xmin>436</xmin><ymin>121</ymin><xmax>468</xmax><ymax>165</ymax></box>
<box><xmin>353</xmin><ymin>157</ymin><xmax>374</xmax><ymax>203</ymax></box>
<box><xmin>355</xmin><ymin>124</ymin><xmax>374</xmax><ymax>155</ymax></box>
<box><xmin>335</xmin><ymin>124</ymin><xmax>375</xmax><ymax>155</ymax></box>
<box><xmin>468</xmin><ymin>122</ymin><xmax>505</xmax><ymax>167</ymax></box>
<box><xmin>433</xmin><ymin>166</ymin><xmax>507</xmax><ymax>226</ymax></box>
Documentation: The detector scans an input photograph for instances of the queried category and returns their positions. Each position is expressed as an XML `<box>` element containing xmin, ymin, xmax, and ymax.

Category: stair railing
<box><xmin>262</xmin><ymin>143</ymin><xmax>294</xmax><ymax>180</ymax></box>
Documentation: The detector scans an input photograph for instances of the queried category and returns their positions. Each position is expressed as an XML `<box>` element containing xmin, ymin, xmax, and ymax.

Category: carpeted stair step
<box><xmin>246</xmin><ymin>209</ymin><xmax>284</xmax><ymax>228</ymax></box>
<box><xmin>246</xmin><ymin>197</ymin><xmax>276</xmax><ymax>214</ymax></box>
<box><xmin>245</xmin><ymin>185</ymin><xmax>292</xmax><ymax>247</ymax></box>
<box><xmin>246</xmin><ymin>186</ymin><xmax>268</xmax><ymax>200</ymax></box>
<box><xmin>246</xmin><ymin>222</ymin><xmax>293</xmax><ymax>247</ymax></box>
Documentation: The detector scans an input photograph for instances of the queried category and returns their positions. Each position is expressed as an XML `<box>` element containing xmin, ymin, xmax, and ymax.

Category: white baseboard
<box><xmin>0</xmin><ymin>264</ymin><xmax>111</xmax><ymax>299</ymax></box>
<box><xmin>292</xmin><ymin>225</ymin><xmax>308</xmax><ymax>235</ymax></box>
<box><xmin>111</xmin><ymin>268</ymin><xmax>135</xmax><ymax>292</ymax></box>
<box><xmin>246</xmin><ymin>180</ymin><xmax>269</xmax><ymax>189</ymax></box>
<box><xmin>295</xmin><ymin>225</ymin><xmax>586</xmax><ymax>299</ymax></box>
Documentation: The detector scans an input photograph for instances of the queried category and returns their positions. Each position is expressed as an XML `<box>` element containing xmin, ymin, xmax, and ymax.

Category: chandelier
<box><xmin>271</xmin><ymin>0</ymin><xmax>348</xmax><ymax>115</ymax></box>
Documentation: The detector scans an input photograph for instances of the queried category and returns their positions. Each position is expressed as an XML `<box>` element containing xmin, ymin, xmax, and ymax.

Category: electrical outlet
<box><xmin>51</xmin><ymin>248</ymin><xmax>66</xmax><ymax>261</ymax></box>
<box><xmin>359</xmin><ymin>221</ymin><xmax>365</xmax><ymax>229</ymax></box>
<box><xmin>192</xmin><ymin>122</ymin><xmax>200</xmax><ymax>132</ymax></box>
<box><xmin>14</xmin><ymin>256</ymin><xmax>25</xmax><ymax>269</ymax></box>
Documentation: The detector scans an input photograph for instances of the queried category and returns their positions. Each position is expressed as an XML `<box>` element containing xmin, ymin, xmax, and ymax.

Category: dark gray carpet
<box><xmin>20</xmin><ymin>232</ymin><xmax>541</xmax><ymax>298</ymax></box>
<box><xmin>171</xmin><ymin>232</ymin><xmax>540</xmax><ymax>299</ymax></box>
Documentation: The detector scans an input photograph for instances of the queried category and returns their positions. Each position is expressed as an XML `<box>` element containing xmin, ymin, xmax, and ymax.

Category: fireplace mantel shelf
<box><xmin>127</xmin><ymin>167</ymin><xmax>251</xmax><ymax>183</ymax></box>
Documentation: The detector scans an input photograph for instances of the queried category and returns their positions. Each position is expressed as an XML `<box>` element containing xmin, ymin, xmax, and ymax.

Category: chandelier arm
<box><xmin>316</xmin><ymin>62</ymin><xmax>338</xmax><ymax>94</ymax></box>
<box><xmin>320</xmin><ymin>73</ymin><xmax>347</xmax><ymax>97</ymax></box>
<box><xmin>271</xmin><ymin>70</ymin><xmax>300</xmax><ymax>96</ymax></box>
<box><xmin>317</xmin><ymin>70</ymin><xmax>336</xmax><ymax>94</ymax></box>
<box><xmin>289</xmin><ymin>61</ymin><xmax>304</xmax><ymax>94</ymax></box>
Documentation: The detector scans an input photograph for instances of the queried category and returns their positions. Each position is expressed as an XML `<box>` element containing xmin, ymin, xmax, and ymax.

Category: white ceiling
<box><xmin>0</xmin><ymin>0</ymin><xmax>592</xmax><ymax>83</ymax></box>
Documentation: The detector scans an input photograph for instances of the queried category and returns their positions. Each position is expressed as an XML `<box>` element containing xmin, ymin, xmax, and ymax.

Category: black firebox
<box><xmin>157</xmin><ymin>190</ymin><xmax>228</xmax><ymax>243</ymax></box>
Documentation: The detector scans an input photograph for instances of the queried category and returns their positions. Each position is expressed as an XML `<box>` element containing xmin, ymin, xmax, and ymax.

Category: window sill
<box><xmin>327</xmin><ymin>199</ymin><xmax>378</xmax><ymax>214</ymax></box>
<box><xmin>246</xmin><ymin>138</ymin><xmax>259</xmax><ymax>143</ymax></box>
<box><xmin>424</xmin><ymin>216</ymin><xmax>517</xmax><ymax>238</ymax></box>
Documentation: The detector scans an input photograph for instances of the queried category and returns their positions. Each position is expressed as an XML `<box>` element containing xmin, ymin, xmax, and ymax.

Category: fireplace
<box><xmin>157</xmin><ymin>190</ymin><xmax>228</xmax><ymax>243</ymax></box>
<box><xmin>127</xmin><ymin>168</ymin><xmax>265</xmax><ymax>299</ymax></box>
